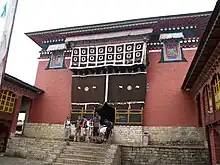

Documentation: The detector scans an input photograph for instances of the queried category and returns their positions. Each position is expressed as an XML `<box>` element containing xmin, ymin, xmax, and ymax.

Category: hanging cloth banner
<box><xmin>0</xmin><ymin>0</ymin><xmax>18</xmax><ymax>86</ymax></box>
<box><xmin>70</xmin><ymin>41</ymin><xmax>147</xmax><ymax>69</ymax></box>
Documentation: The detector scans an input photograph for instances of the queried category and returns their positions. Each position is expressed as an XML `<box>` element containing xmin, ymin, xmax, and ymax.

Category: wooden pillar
<box><xmin>10</xmin><ymin>96</ymin><xmax>22</xmax><ymax>133</ymax></box>
<box><xmin>210</xmin><ymin>128</ymin><xmax>217</xmax><ymax>165</ymax></box>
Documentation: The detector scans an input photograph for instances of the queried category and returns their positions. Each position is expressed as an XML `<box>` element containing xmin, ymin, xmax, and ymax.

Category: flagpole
<box><xmin>0</xmin><ymin>0</ymin><xmax>19</xmax><ymax>89</ymax></box>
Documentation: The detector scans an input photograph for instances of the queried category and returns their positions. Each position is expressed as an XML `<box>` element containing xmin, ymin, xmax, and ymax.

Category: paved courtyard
<box><xmin>0</xmin><ymin>156</ymin><xmax>45</xmax><ymax>165</ymax></box>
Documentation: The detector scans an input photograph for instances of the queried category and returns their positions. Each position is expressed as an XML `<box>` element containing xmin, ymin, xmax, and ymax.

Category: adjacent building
<box><xmin>0</xmin><ymin>73</ymin><xmax>43</xmax><ymax>152</ymax></box>
<box><xmin>182</xmin><ymin>0</ymin><xmax>220</xmax><ymax>164</ymax></box>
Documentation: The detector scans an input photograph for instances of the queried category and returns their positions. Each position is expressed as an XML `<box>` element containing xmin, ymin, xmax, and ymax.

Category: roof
<box><xmin>65</xmin><ymin>28</ymin><xmax>153</xmax><ymax>42</ymax></box>
<box><xmin>182</xmin><ymin>0</ymin><xmax>220</xmax><ymax>90</ymax></box>
<box><xmin>25</xmin><ymin>11</ymin><xmax>212</xmax><ymax>48</ymax></box>
<box><xmin>4</xmin><ymin>73</ymin><xmax>44</xmax><ymax>94</ymax></box>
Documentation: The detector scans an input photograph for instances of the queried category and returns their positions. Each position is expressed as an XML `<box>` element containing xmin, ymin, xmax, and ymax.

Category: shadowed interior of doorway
<box><xmin>97</xmin><ymin>102</ymin><xmax>115</xmax><ymax>125</ymax></box>
<box><xmin>0</xmin><ymin>121</ymin><xmax>10</xmax><ymax>152</ymax></box>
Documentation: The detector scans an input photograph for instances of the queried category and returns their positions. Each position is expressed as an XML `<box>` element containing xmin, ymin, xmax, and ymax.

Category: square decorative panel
<box><xmin>116</xmin><ymin>53</ymin><xmax>123</xmax><ymax>61</ymax></box>
<box><xmin>116</xmin><ymin>45</ymin><xmax>124</xmax><ymax>53</ymax></box>
<box><xmin>98</xmin><ymin>46</ymin><xmax>105</xmax><ymax>54</ymax></box>
<box><xmin>89</xmin><ymin>47</ymin><xmax>96</xmax><ymax>54</ymax></box>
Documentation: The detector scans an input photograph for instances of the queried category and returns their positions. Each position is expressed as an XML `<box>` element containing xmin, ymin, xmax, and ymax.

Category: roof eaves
<box><xmin>25</xmin><ymin>11</ymin><xmax>212</xmax><ymax>37</ymax></box>
<box><xmin>181</xmin><ymin>1</ymin><xmax>220</xmax><ymax>90</ymax></box>
<box><xmin>4</xmin><ymin>73</ymin><xmax>44</xmax><ymax>94</ymax></box>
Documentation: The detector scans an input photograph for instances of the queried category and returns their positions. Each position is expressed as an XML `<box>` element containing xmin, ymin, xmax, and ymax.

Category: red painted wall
<box><xmin>30</xmin><ymin>50</ymin><xmax>198</xmax><ymax>126</ymax></box>
<box><xmin>28</xmin><ymin>59</ymin><xmax>72</xmax><ymax>124</ymax></box>
<box><xmin>144</xmin><ymin>49</ymin><xmax>197</xmax><ymax>126</ymax></box>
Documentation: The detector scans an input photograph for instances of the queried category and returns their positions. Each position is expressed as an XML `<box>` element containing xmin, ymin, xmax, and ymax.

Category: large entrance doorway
<box><xmin>15</xmin><ymin>96</ymin><xmax>32</xmax><ymax>135</ymax></box>
<box><xmin>97</xmin><ymin>102</ymin><xmax>115</xmax><ymax>125</ymax></box>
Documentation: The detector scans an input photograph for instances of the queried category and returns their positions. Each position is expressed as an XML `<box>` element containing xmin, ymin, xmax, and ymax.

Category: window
<box><xmin>0</xmin><ymin>90</ymin><xmax>16</xmax><ymax>113</ymax></box>
<box><xmin>203</xmin><ymin>86</ymin><xmax>209</xmax><ymax>116</ymax></box>
<box><xmin>49</xmin><ymin>54</ymin><xmax>64</xmax><ymax>69</ymax></box>
<box><xmin>165</xmin><ymin>42</ymin><xmax>181</xmax><ymax>60</ymax></box>
<box><xmin>212</xmin><ymin>73</ymin><xmax>220</xmax><ymax>111</ymax></box>
<box><xmin>159</xmin><ymin>33</ymin><xmax>186</xmax><ymax>62</ymax></box>
<box><xmin>160</xmin><ymin>41</ymin><xmax>187</xmax><ymax>63</ymax></box>
<box><xmin>115</xmin><ymin>107</ymin><xmax>143</xmax><ymax>125</ymax></box>
<box><xmin>207</xmin><ymin>85</ymin><xmax>213</xmax><ymax>114</ymax></box>
<box><xmin>71</xmin><ymin>109</ymin><xmax>94</xmax><ymax>121</ymax></box>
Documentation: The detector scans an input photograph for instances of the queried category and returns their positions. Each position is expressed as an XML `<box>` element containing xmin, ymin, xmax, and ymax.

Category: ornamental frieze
<box><xmin>1</xmin><ymin>80</ymin><xmax>36</xmax><ymax>99</ymax></box>
<box><xmin>192</xmin><ymin>57</ymin><xmax>220</xmax><ymax>96</ymax></box>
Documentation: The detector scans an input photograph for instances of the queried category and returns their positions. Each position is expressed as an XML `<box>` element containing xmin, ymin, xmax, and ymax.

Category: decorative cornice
<box><xmin>39</xmin><ymin>49</ymin><xmax>72</xmax><ymax>55</ymax></box>
<box><xmin>160</xmin><ymin>25</ymin><xmax>197</xmax><ymax>31</ymax></box>
<box><xmin>191</xmin><ymin>52</ymin><xmax>220</xmax><ymax>96</ymax></box>
<box><xmin>26</xmin><ymin>11</ymin><xmax>211</xmax><ymax>37</ymax></box>
<box><xmin>2</xmin><ymin>80</ymin><xmax>37</xmax><ymax>99</ymax></box>
<box><xmin>40</xmin><ymin>37</ymin><xmax>199</xmax><ymax>55</ymax></box>
<box><xmin>42</xmin><ymin>38</ymin><xmax>65</xmax><ymax>44</ymax></box>
<box><xmin>4</xmin><ymin>73</ymin><xmax>44</xmax><ymax>95</ymax></box>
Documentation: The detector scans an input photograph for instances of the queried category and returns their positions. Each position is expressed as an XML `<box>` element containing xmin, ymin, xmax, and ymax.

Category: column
<box><xmin>104</xmin><ymin>74</ymin><xmax>109</xmax><ymax>103</ymax></box>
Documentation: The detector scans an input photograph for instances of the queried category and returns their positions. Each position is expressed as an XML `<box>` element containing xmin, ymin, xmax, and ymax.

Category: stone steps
<box><xmin>54</xmin><ymin>158</ymin><xmax>103</xmax><ymax>165</ymax></box>
<box><xmin>67</xmin><ymin>142</ymin><xmax>108</xmax><ymax>148</ymax></box>
<box><xmin>62</xmin><ymin>149</ymin><xmax>106</xmax><ymax>155</ymax></box>
<box><xmin>68</xmin><ymin>141</ymin><xmax>106</xmax><ymax>147</ymax></box>
<box><xmin>60</xmin><ymin>153</ymin><xmax>105</xmax><ymax>161</ymax></box>
<box><xmin>65</xmin><ymin>145</ymin><xmax>107</xmax><ymax>152</ymax></box>
<box><xmin>53</xmin><ymin>142</ymin><xmax>109</xmax><ymax>165</ymax></box>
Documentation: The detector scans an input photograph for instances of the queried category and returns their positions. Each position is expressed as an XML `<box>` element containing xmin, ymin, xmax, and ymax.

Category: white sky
<box><xmin>5</xmin><ymin>0</ymin><xmax>218</xmax><ymax>85</ymax></box>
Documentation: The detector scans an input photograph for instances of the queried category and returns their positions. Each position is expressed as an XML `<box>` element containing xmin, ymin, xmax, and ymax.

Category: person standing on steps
<box><xmin>81</xmin><ymin>116</ymin><xmax>88</xmax><ymax>141</ymax></box>
<box><xmin>92</xmin><ymin>112</ymin><xmax>101</xmax><ymax>143</ymax></box>
<box><xmin>104</xmin><ymin>119</ymin><xmax>114</xmax><ymax>143</ymax></box>
<box><xmin>74</xmin><ymin>115</ymin><xmax>81</xmax><ymax>142</ymax></box>
<box><xmin>85</xmin><ymin>118</ymin><xmax>93</xmax><ymax>142</ymax></box>
<box><xmin>64</xmin><ymin>116</ymin><xmax>71</xmax><ymax>141</ymax></box>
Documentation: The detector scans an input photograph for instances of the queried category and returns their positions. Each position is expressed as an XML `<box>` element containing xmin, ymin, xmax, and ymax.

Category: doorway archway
<box><xmin>97</xmin><ymin>102</ymin><xmax>115</xmax><ymax>125</ymax></box>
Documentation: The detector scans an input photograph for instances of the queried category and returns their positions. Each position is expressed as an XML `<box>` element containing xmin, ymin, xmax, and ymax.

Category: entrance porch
<box><xmin>0</xmin><ymin>73</ymin><xmax>43</xmax><ymax>152</ymax></box>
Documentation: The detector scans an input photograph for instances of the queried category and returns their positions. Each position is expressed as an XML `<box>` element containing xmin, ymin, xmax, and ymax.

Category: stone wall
<box><xmin>23</xmin><ymin>122</ymin><xmax>63</xmax><ymax>139</ymax></box>
<box><xmin>144</xmin><ymin>126</ymin><xmax>205</xmax><ymax>145</ymax></box>
<box><xmin>23</xmin><ymin>123</ymin><xmax>205</xmax><ymax>146</ymax></box>
<box><xmin>121</xmin><ymin>145</ymin><xmax>210</xmax><ymax>165</ymax></box>
<box><xmin>5</xmin><ymin>137</ymin><xmax>66</xmax><ymax>163</ymax></box>
<box><xmin>113</xmin><ymin>126</ymin><xmax>205</xmax><ymax>145</ymax></box>
<box><xmin>113</xmin><ymin>126</ymin><xmax>142</xmax><ymax>145</ymax></box>
<box><xmin>104</xmin><ymin>145</ymin><xmax>121</xmax><ymax>165</ymax></box>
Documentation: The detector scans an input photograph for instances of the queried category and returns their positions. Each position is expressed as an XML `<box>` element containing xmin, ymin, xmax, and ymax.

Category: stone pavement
<box><xmin>0</xmin><ymin>156</ymin><xmax>45</xmax><ymax>165</ymax></box>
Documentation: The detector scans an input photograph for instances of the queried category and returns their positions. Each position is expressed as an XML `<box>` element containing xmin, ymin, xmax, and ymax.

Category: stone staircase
<box><xmin>53</xmin><ymin>142</ymin><xmax>110</xmax><ymax>165</ymax></box>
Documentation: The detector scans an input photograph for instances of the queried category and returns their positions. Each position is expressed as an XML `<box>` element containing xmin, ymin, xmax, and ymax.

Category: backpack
<box><xmin>83</xmin><ymin>119</ymin><xmax>88</xmax><ymax>128</ymax></box>
<box><xmin>109</xmin><ymin>121</ymin><xmax>113</xmax><ymax>129</ymax></box>
<box><xmin>107</xmin><ymin>121</ymin><xmax>113</xmax><ymax>129</ymax></box>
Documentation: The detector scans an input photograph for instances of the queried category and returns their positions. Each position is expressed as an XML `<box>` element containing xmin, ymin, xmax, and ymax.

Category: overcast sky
<box><xmin>5</xmin><ymin>0</ymin><xmax>218</xmax><ymax>85</ymax></box>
